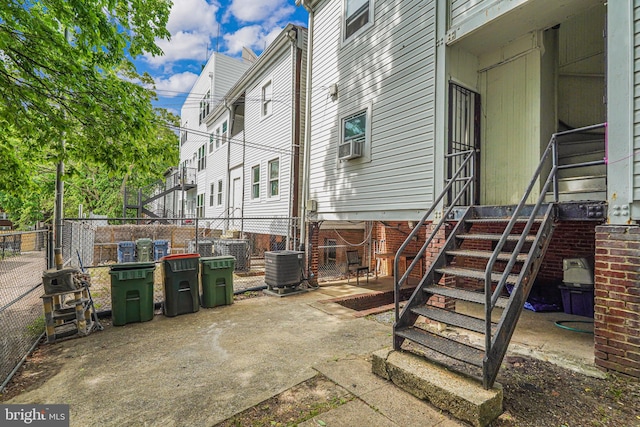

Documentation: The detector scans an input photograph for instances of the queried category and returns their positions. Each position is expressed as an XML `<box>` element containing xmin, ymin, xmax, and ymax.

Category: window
<box><xmin>197</xmin><ymin>145</ymin><xmax>206</xmax><ymax>171</ymax></box>
<box><xmin>251</xmin><ymin>165</ymin><xmax>260</xmax><ymax>199</ymax></box>
<box><xmin>222</xmin><ymin>120</ymin><xmax>228</xmax><ymax>145</ymax></box>
<box><xmin>268</xmin><ymin>158</ymin><xmax>279</xmax><ymax>197</ymax></box>
<box><xmin>345</xmin><ymin>0</ymin><xmax>371</xmax><ymax>40</ymax></box>
<box><xmin>339</xmin><ymin>110</ymin><xmax>366</xmax><ymax>160</ymax></box>
<box><xmin>324</xmin><ymin>239</ymin><xmax>337</xmax><ymax>267</ymax></box>
<box><xmin>261</xmin><ymin>81</ymin><xmax>272</xmax><ymax>117</ymax></box>
<box><xmin>209</xmin><ymin>134</ymin><xmax>214</xmax><ymax>153</ymax></box>
<box><xmin>180</xmin><ymin>127</ymin><xmax>188</xmax><ymax>145</ymax></box>
<box><xmin>209</xmin><ymin>183</ymin><xmax>215</xmax><ymax>206</ymax></box>
<box><xmin>217</xmin><ymin>180</ymin><xmax>223</xmax><ymax>206</ymax></box>
<box><xmin>199</xmin><ymin>90</ymin><xmax>210</xmax><ymax>124</ymax></box>
<box><xmin>215</xmin><ymin>127</ymin><xmax>221</xmax><ymax>149</ymax></box>
<box><xmin>196</xmin><ymin>194</ymin><xmax>204</xmax><ymax>217</ymax></box>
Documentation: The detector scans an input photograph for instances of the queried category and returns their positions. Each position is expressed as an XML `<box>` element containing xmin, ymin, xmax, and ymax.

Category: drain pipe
<box><xmin>298</xmin><ymin>0</ymin><xmax>314</xmax><ymax>267</ymax></box>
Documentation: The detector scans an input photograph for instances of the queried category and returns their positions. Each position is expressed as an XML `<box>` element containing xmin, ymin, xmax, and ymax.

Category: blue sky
<box><xmin>134</xmin><ymin>0</ymin><xmax>308</xmax><ymax>116</ymax></box>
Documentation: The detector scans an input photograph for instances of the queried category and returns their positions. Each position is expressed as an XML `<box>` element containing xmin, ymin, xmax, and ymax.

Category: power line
<box><xmin>163</xmin><ymin>122</ymin><xmax>296</xmax><ymax>157</ymax></box>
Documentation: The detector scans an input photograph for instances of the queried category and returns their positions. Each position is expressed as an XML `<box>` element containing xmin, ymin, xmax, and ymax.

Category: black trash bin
<box><xmin>161</xmin><ymin>253</ymin><xmax>200</xmax><ymax>317</ymax></box>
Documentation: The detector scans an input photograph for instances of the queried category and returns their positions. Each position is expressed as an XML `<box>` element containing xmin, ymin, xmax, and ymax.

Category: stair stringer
<box><xmin>482</xmin><ymin>203</ymin><xmax>558</xmax><ymax>388</ymax></box>
<box><xmin>393</xmin><ymin>206</ymin><xmax>475</xmax><ymax>350</ymax></box>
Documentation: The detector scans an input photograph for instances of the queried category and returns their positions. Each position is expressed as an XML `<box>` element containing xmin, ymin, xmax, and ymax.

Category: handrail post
<box><xmin>552</xmin><ymin>136</ymin><xmax>559</xmax><ymax>203</ymax></box>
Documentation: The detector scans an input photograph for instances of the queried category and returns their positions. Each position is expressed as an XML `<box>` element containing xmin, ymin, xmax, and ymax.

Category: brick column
<box><xmin>308</xmin><ymin>221</ymin><xmax>319</xmax><ymax>286</ymax></box>
<box><xmin>594</xmin><ymin>225</ymin><xmax>640</xmax><ymax>378</ymax></box>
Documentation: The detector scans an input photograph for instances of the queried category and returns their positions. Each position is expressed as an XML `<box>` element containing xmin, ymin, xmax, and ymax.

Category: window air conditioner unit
<box><xmin>338</xmin><ymin>136</ymin><xmax>364</xmax><ymax>160</ymax></box>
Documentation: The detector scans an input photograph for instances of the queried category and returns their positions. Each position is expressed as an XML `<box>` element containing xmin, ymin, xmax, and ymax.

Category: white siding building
<box><xmin>180</xmin><ymin>25</ymin><xmax>307</xmax><ymax>239</ymax></box>
<box><xmin>179</xmin><ymin>53</ymin><xmax>252</xmax><ymax>218</ymax></box>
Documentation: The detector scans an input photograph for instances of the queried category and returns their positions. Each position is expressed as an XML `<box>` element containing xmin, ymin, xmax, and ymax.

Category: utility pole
<box><xmin>53</xmin><ymin>28</ymin><xmax>69</xmax><ymax>270</ymax></box>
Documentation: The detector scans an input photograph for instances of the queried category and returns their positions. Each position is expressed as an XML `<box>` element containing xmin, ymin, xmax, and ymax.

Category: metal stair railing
<box><xmin>482</xmin><ymin>122</ymin><xmax>606</xmax><ymax>388</ymax></box>
<box><xmin>394</xmin><ymin>149</ymin><xmax>476</xmax><ymax>325</ymax></box>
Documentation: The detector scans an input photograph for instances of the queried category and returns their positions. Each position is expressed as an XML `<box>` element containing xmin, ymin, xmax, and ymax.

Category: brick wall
<box><xmin>539</xmin><ymin>221</ymin><xmax>597</xmax><ymax>282</ymax></box>
<box><xmin>594</xmin><ymin>225</ymin><xmax>640</xmax><ymax>378</ymax></box>
<box><xmin>317</xmin><ymin>229</ymin><xmax>368</xmax><ymax>268</ymax></box>
<box><xmin>308</xmin><ymin>222</ymin><xmax>319</xmax><ymax>285</ymax></box>
<box><xmin>373</xmin><ymin>221</ymin><xmax>427</xmax><ymax>280</ymax></box>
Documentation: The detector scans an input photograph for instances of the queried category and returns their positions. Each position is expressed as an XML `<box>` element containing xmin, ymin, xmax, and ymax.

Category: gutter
<box><xmin>298</xmin><ymin>0</ymin><xmax>314</xmax><ymax>259</ymax></box>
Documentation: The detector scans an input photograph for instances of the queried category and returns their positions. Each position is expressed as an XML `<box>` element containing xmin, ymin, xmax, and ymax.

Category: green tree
<box><xmin>0</xmin><ymin>0</ymin><xmax>175</xmax><ymax>227</ymax></box>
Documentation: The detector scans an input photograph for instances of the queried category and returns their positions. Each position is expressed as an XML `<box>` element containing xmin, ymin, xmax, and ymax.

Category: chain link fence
<box><xmin>0</xmin><ymin>230</ymin><xmax>50</xmax><ymax>390</ymax></box>
<box><xmin>60</xmin><ymin>217</ymin><xmax>301</xmax><ymax>314</ymax></box>
<box><xmin>315</xmin><ymin>222</ymin><xmax>374</xmax><ymax>283</ymax></box>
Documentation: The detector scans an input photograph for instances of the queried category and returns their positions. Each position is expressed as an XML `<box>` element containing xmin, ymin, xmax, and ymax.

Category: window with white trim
<box><xmin>196</xmin><ymin>193</ymin><xmax>204</xmax><ymax>217</ymax></box>
<box><xmin>268</xmin><ymin>158</ymin><xmax>279</xmax><ymax>197</ymax></box>
<box><xmin>344</xmin><ymin>0</ymin><xmax>371</xmax><ymax>40</ymax></box>
<box><xmin>261</xmin><ymin>81</ymin><xmax>272</xmax><ymax>118</ymax></box>
<box><xmin>180</xmin><ymin>124</ymin><xmax>188</xmax><ymax>145</ymax></box>
<box><xmin>251</xmin><ymin>165</ymin><xmax>260</xmax><ymax>199</ymax></box>
<box><xmin>217</xmin><ymin>180</ymin><xmax>223</xmax><ymax>206</ymax></box>
<box><xmin>199</xmin><ymin>90</ymin><xmax>210</xmax><ymax>124</ymax></box>
<box><xmin>215</xmin><ymin>127</ymin><xmax>221</xmax><ymax>149</ymax></box>
<box><xmin>209</xmin><ymin>183</ymin><xmax>215</xmax><ymax>206</ymax></box>
<box><xmin>197</xmin><ymin>144</ymin><xmax>206</xmax><ymax>171</ymax></box>
<box><xmin>221</xmin><ymin>120</ymin><xmax>228</xmax><ymax>144</ymax></box>
<box><xmin>339</xmin><ymin>110</ymin><xmax>366</xmax><ymax>160</ymax></box>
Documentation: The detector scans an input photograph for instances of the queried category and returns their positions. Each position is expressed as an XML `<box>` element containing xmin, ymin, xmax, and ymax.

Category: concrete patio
<box><xmin>4</xmin><ymin>279</ymin><xmax>599</xmax><ymax>426</ymax></box>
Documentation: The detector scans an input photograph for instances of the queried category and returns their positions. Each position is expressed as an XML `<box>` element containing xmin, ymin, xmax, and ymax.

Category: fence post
<box><xmin>195</xmin><ymin>218</ymin><xmax>199</xmax><ymax>254</ymax></box>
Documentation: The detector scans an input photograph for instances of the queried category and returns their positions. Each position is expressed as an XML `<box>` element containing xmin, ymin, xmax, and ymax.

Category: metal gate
<box><xmin>447</xmin><ymin>83</ymin><xmax>481</xmax><ymax>206</ymax></box>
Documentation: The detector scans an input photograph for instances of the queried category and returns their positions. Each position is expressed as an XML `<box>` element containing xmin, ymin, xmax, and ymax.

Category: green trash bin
<box><xmin>162</xmin><ymin>253</ymin><xmax>200</xmax><ymax>317</ymax></box>
<box><xmin>136</xmin><ymin>238</ymin><xmax>153</xmax><ymax>262</ymax></box>
<box><xmin>201</xmin><ymin>256</ymin><xmax>235</xmax><ymax>308</ymax></box>
<box><xmin>109</xmin><ymin>262</ymin><xmax>156</xmax><ymax>326</ymax></box>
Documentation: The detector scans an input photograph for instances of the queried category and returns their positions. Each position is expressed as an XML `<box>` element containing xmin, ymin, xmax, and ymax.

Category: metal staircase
<box><xmin>124</xmin><ymin>167</ymin><xmax>197</xmax><ymax>221</ymax></box>
<box><xmin>393</xmin><ymin>123</ymin><xmax>606</xmax><ymax>389</ymax></box>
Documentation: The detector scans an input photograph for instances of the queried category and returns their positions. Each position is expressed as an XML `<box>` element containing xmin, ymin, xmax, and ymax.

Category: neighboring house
<box><xmin>0</xmin><ymin>210</ymin><xmax>11</xmax><ymax>231</ymax></box>
<box><xmin>180</xmin><ymin>24</ymin><xmax>307</xmax><ymax>250</ymax></box>
<box><xmin>179</xmin><ymin>52</ymin><xmax>253</xmax><ymax>219</ymax></box>
<box><xmin>297</xmin><ymin>0</ymin><xmax>638</xmax><ymax>389</ymax></box>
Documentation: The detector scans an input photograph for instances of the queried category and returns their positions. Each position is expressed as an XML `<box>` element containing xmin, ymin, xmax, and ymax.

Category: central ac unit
<box><xmin>265</xmin><ymin>250</ymin><xmax>304</xmax><ymax>288</ymax></box>
<box><xmin>338</xmin><ymin>136</ymin><xmax>364</xmax><ymax>160</ymax></box>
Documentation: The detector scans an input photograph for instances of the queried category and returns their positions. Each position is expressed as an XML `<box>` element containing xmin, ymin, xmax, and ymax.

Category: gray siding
<box><xmin>309</xmin><ymin>0</ymin><xmax>436</xmax><ymax>220</ymax></box>
<box><xmin>450</xmin><ymin>0</ymin><xmax>498</xmax><ymax>28</ymax></box>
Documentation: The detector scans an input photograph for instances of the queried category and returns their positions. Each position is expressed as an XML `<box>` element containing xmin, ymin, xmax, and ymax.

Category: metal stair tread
<box><xmin>410</xmin><ymin>305</ymin><xmax>496</xmax><ymax>334</ymax></box>
<box><xmin>457</xmin><ymin>233</ymin><xmax>536</xmax><ymax>242</ymax></box>
<box><xmin>446</xmin><ymin>249</ymin><xmax>527</xmax><ymax>262</ymax></box>
<box><xmin>396</xmin><ymin>326</ymin><xmax>484</xmax><ymax>367</ymax></box>
<box><xmin>465</xmin><ymin>218</ymin><xmax>543</xmax><ymax>224</ymax></box>
<box><xmin>423</xmin><ymin>284</ymin><xmax>509</xmax><ymax>308</ymax></box>
<box><xmin>435</xmin><ymin>266</ymin><xmax>519</xmax><ymax>285</ymax></box>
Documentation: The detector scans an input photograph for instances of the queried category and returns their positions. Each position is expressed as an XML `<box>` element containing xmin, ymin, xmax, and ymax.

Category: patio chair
<box><xmin>346</xmin><ymin>250</ymin><xmax>369</xmax><ymax>285</ymax></box>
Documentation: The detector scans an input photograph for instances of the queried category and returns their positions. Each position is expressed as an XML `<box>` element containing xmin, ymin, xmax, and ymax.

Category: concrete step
<box><xmin>372</xmin><ymin>348</ymin><xmax>503</xmax><ymax>427</ymax></box>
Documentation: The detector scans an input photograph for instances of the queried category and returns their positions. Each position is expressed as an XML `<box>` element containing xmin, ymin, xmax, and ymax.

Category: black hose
<box><xmin>234</xmin><ymin>285</ymin><xmax>267</xmax><ymax>295</ymax></box>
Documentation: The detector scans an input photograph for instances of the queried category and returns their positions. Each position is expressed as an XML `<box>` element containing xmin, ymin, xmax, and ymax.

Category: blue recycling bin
<box><xmin>117</xmin><ymin>241</ymin><xmax>135</xmax><ymax>263</ymax></box>
<box><xmin>153</xmin><ymin>240</ymin><xmax>169</xmax><ymax>261</ymax></box>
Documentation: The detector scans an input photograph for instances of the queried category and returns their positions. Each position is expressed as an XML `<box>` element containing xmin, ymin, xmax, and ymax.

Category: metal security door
<box><xmin>447</xmin><ymin>83</ymin><xmax>481</xmax><ymax>206</ymax></box>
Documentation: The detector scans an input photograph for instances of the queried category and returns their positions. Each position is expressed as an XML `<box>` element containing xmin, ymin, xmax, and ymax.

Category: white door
<box><xmin>229</xmin><ymin>167</ymin><xmax>243</xmax><ymax>229</ymax></box>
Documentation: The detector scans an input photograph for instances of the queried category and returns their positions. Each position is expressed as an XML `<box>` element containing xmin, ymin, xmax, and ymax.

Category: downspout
<box><xmin>288</xmin><ymin>27</ymin><xmax>303</xmax><ymax>250</ymax></box>
<box><xmin>299</xmin><ymin>1</ymin><xmax>314</xmax><ymax>262</ymax></box>
<box><xmin>225</xmin><ymin>100</ymin><xmax>233</xmax><ymax>233</ymax></box>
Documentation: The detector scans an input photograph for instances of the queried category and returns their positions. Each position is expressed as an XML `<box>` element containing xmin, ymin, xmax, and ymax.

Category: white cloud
<box><xmin>153</xmin><ymin>72</ymin><xmax>200</xmax><ymax>97</ymax></box>
<box><xmin>144</xmin><ymin>0</ymin><xmax>220</xmax><ymax>67</ymax></box>
<box><xmin>223</xmin><ymin>24</ymin><xmax>287</xmax><ymax>56</ymax></box>
<box><xmin>227</xmin><ymin>0</ymin><xmax>295</xmax><ymax>25</ymax></box>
